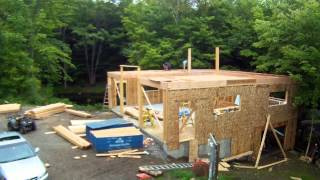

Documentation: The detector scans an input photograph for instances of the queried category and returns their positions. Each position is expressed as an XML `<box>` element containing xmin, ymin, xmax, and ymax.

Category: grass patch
<box><xmin>157</xmin><ymin>169</ymin><xmax>207</xmax><ymax>180</ymax></box>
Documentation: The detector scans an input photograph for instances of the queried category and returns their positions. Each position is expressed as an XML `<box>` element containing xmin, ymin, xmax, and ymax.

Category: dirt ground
<box><xmin>0</xmin><ymin>107</ymin><xmax>168</xmax><ymax>180</ymax></box>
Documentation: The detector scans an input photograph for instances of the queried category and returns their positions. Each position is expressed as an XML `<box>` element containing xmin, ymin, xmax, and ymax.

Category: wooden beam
<box><xmin>120</xmin><ymin>65</ymin><xmax>140</xmax><ymax>68</ymax></box>
<box><xmin>269</xmin><ymin>121</ymin><xmax>287</xmax><ymax>159</ymax></box>
<box><xmin>53</xmin><ymin>125</ymin><xmax>90</xmax><ymax>149</ymax></box>
<box><xmin>0</xmin><ymin>104</ymin><xmax>21</xmax><ymax>114</ymax></box>
<box><xmin>215</xmin><ymin>47</ymin><xmax>220</xmax><ymax>72</ymax></box>
<box><xmin>254</xmin><ymin>114</ymin><xmax>271</xmax><ymax>168</ymax></box>
<box><xmin>65</xmin><ymin>109</ymin><xmax>93</xmax><ymax>118</ymax></box>
<box><xmin>188</xmin><ymin>48</ymin><xmax>191</xmax><ymax>72</ymax></box>
<box><xmin>120</xmin><ymin>66</ymin><xmax>124</xmax><ymax>114</ymax></box>
<box><xmin>257</xmin><ymin>159</ymin><xmax>288</xmax><ymax>170</ymax></box>
<box><xmin>138</xmin><ymin>67</ymin><xmax>144</xmax><ymax>127</ymax></box>
<box><xmin>221</xmin><ymin>151</ymin><xmax>253</xmax><ymax>162</ymax></box>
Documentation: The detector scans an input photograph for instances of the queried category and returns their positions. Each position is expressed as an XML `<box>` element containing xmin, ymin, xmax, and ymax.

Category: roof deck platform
<box><xmin>108</xmin><ymin>69</ymin><xmax>293</xmax><ymax>90</ymax></box>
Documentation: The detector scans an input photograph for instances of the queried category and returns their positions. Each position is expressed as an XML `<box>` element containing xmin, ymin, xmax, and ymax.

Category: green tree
<box><xmin>72</xmin><ymin>0</ymin><xmax>125</xmax><ymax>85</ymax></box>
<box><xmin>251</xmin><ymin>0</ymin><xmax>320</xmax><ymax>107</ymax></box>
<box><xmin>0</xmin><ymin>0</ymin><xmax>74</xmax><ymax>102</ymax></box>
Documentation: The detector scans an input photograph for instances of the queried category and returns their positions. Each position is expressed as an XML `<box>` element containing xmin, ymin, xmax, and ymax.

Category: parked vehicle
<box><xmin>0</xmin><ymin>132</ymin><xmax>48</xmax><ymax>180</ymax></box>
<box><xmin>7</xmin><ymin>115</ymin><xmax>36</xmax><ymax>134</ymax></box>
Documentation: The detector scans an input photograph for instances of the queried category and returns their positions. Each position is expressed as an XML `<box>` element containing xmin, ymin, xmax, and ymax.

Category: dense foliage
<box><xmin>0</xmin><ymin>0</ymin><xmax>319</xmax><ymax>108</ymax></box>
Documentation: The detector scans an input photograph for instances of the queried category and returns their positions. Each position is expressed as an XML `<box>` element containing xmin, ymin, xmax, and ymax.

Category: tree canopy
<box><xmin>0</xmin><ymin>0</ymin><xmax>319</xmax><ymax>108</ymax></box>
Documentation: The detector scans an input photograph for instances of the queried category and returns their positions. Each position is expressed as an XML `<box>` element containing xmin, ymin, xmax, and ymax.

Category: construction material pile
<box><xmin>53</xmin><ymin>125</ymin><xmax>91</xmax><ymax>149</ymax></box>
<box><xmin>25</xmin><ymin>103</ymin><xmax>67</xmax><ymax>119</ymax></box>
<box><xmin>0</xmin><ymin>103</ymin><xmax>21</xmax><ymax>114</ymax></box>
<box><xmin>24</xmin><ymin>103</ymin><xmax>93</xmax><ymax>119</ymax></box>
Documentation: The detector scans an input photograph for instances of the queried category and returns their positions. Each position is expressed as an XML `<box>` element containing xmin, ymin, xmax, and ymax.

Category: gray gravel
<box><xmin>0</xmin><ymin>107</ymin><xmax>168</xmax><ymax>180</ymax></box>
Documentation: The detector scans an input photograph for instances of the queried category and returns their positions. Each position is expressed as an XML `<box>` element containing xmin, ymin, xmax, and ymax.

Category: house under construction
<box><xmin>107</xmin><ymin>49</ymin><xmax>297</xmax><ymax>161</ymax></box>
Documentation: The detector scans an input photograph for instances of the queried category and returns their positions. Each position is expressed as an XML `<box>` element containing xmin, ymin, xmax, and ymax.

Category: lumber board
<box><xmin>65</xmin><ymin>109</ymin><xmax>93</xmax><ymax>118</ymax></box>
<box><xmin>0</xmin><ymin>104</ymin><xmax>21</xmax><ymax>114</ymax></box>
<box><xmin>53</xmin><ymin>125</ymin><xmax>90</xmax><ymax>149</ymax></box>
<box><xmin>70</xmin><ymin>120</ymin><xmax>105</xmax><ymax>126</ymax></box>
<box><xmin>215</xmin><ymin>47</ymin><xmax>219</xmax><ymax>71</ymax></box>
<box><xmin>257</xmin><ymin>159</ymin><xmax>288</xmax><ymax>169</ymax></box>
<box><xmin>96</xmin><ymin>149</ymin><xmax>138</xmax><ymax>157</ymax></box>
<box><xmin>219</xmin><ymin>162</ymin><xmax>231</xmax><ymax>168</ymax></box>
<box><xmin>188</xmin><ymin>48</ymin><xmax>191</xmax><ymax>72</ymax></box>
<box><xmin>91</xmin><ymin>127</ymin><xmax>142</xmax><ymax>138</ymax></box>
<box><xmin>188</xmin><ymin>139</ymin><xmax>198</xmax><ymax>163</ymax></box>
<box><xmin>68</xmin><ymin>125</ymin><xmax>86</xmax><ymax>134</ymax></box>
<box><xmin>233</xmin><ymin>165</ymin><xmax>256</xmax><ymax>169</ymax></box>
<box><xmin>29</xmin><ymin>107</ymin><xmax>66</xmax><ymax>119</ymax></box>
<box><xmin>118</xmin><ymin>154</ymin><xmax>141</xmax><ymax>158</ymax></box>
<box><xmin>221</xmin><ymin>151</ymin><xmax>253</xmax><ymax>162</ymax></box>
<box><xmin>269</xmin><ymin>121</ymin><xmax>287</xmax><ymax>158</ymax></box>
<box><xmin>218</xmin><ymin>164</ymin><xmax>229</xmax><ymax>171</ymax></box>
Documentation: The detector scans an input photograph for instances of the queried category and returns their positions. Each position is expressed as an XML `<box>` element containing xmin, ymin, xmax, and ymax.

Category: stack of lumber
<box><xmin>65</xmin><ymin>109</ymin><xmax>93</xmax><ymax>118</ymax></box>
<box><xmin>68</xmin><ymin>120</ymin><xmax>106</xmax><ymax>134</ymax></box>
<box><xmin>96</xmin><ymin>149</ymin><xmax>149</xmax><ymax>159</ymax></box>
<box><xmin>25</xmin><ymin>103</ymin><xmax>67</xmax><ymax>119</ymax></box>
<box><xmin>53</xmin><ymin>125</ymin><xmax>90</xmax><ymax>149</ymax></box>
<box><xmin>0</xmin><ymin>104</ymin><xmax>21</xmax><ymax>114</ymax></box>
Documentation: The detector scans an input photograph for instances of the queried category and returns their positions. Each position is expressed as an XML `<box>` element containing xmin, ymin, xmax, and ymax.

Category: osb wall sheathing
<box><xmin>164</xmin><ymin>84</ymin><xmax>297</xmax><ymax>157</ymax></box>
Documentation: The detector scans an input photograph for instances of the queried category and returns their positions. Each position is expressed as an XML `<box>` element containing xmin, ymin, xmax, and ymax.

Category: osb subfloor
<box><xmin>112</xmin><ymin>106</ymin><xmax>195</xmax><ymax>143</ymax></box>
<box><xmin>142</xmin><ymin>123</ymin><xmax>195</xmax><ymax>143</ymax></box>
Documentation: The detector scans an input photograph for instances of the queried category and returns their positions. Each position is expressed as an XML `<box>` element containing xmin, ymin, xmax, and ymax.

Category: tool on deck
<box><xmin>142</xmin><ymin>108</ymin><xmax>155</xmax><ymax>127</ymax></box>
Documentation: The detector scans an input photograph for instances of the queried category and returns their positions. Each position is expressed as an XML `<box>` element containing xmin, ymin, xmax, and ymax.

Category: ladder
<box><xmin>103</xmin><ymin>84</ymin><xmax>108</xmax><ymax>107</ymax></box>
<box><xmin>139</xmin><ymin>163</ymin><xmax>193</xmax><ymax>171</ymax></box>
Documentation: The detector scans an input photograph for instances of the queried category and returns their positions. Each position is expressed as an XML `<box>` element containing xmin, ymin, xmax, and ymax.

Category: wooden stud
<box><xmin>137</xmin><ymin>67</ymin><xmax>144</xmax><ymax>127</ymax></box>
<box><xmin>215</xmin><ymin>47</ymin><xmax>220</xmax><ymax>72</ymax></box>
<box><xmin>120</xmin><ymin>66</ymin><xmax>124</xmax><ymax>114</ymax></box>
<box><xmin>269</xmin><ymin>121</ymin><xmax>287</xmax><ymax>159</ymax></box>
<box><xmin>188</xmin><ymin>48</ymin><xmax>191</xmax><ymax>72</ymax></box>
<box><xmin>221</xmin><ymin>151</ymin><xmax>253</xmax><ymax>162</ymax></box>
<box><xmin>189</xmin><ymin>139</ymin><xmax>198</xmax><ymax>162</ymax></box>
<box><xmin>254</xmin><ymin>114</ymin><xmax>271</xmax><ymax>168</ymax></box>
<box><xmin>257</xmin><ymin>159</ymin><xmax>288</xmax><ymax>169</ymax></box>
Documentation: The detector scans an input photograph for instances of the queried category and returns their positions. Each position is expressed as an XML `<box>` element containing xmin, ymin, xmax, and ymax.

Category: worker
<box><xmin>182</xmin><ymin>59</ymin><xmax>188</xmax><ymax>70</ymax></box>
<box><xmin>163</xmin><ymin>62</ymin><xmax>171</xmax><ymax>70</ymax></box>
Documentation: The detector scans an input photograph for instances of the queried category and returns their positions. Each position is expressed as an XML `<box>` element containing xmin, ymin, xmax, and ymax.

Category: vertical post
<box><xmin>215</xmin><ymin>47</ymin><xmax>220</xmax><ymax>72</ymax></box>
<box><xmin>208</xmin><ymin>133</ymin><xmax>219</xmax><ymax>180</ymax></box>
<box><xmin>188</xmin><ymin>48</ymin><xmax>192</xmax><ymax>72</ymax></box>
<box><xmin>120</xmin><ymin>66</ymin><xmax>124</xmax><ymax>114</ymax></box>
<box><xmin>137</xmin><ymin>67</ymin><xmax>143</xmax><ymax>127</ymax></box>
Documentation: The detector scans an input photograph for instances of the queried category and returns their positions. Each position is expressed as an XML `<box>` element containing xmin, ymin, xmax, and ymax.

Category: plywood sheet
<box><xmin>91</xmin><ymin>127</ymin><xmax>142</xmax><ymax>138</ymax></box>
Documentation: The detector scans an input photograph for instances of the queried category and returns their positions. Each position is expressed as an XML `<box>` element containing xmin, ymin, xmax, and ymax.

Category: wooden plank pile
<box><xmin>68</xmin><ymin>120</ymin><xmax>106</xmax><ymax>135</ymax></box>
<box><xmin>0</xmin><ymin>103</ymin><xmax>21</xmax><ymax>114</ymax></box>
<box><xmin>53</xmin><ymin>125</ymin><xmax>91</xmax><ymax>149</ymax></box>
<box><xmin>25</xmin><ymin>103</ymin><xmax>67</xmax><ymax>119</ymax></box>
<box><xmin>24</xmin><ymin>103</ymin><xmax>93</xmax><ymax>119</ymax></box>
<box><xmin>96</xmin><ymin>149</ymin><xmax>149</xmax><ymax>159</ymax></box>
<box><xmin>65</xmin><ymin>109</ymin><xmax>93</xmax><ymax>118</ymax></box>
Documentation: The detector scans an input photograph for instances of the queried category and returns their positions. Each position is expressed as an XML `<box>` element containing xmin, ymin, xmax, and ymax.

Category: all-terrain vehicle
<box><xmin>7</xmin><ymin>115</ymin><xmax>36</xmax><ymax>134</ymax></box>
